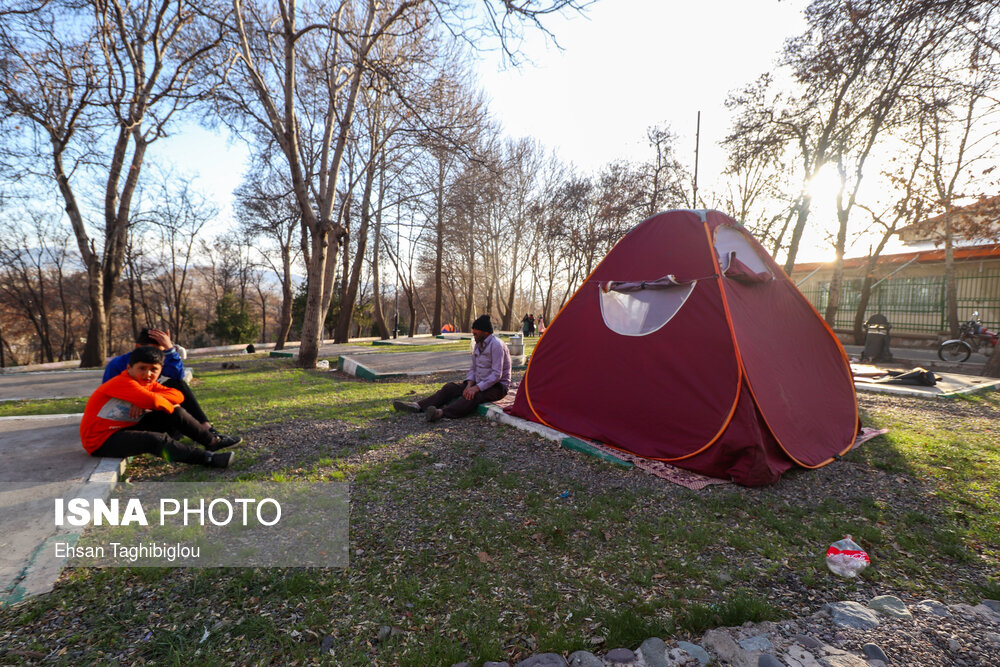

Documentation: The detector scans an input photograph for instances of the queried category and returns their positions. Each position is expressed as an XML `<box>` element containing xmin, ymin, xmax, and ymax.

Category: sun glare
<box><xmin>807</xmin><ymin>164</ymin><xmax>844</xmax><ymax>208</ymax></box>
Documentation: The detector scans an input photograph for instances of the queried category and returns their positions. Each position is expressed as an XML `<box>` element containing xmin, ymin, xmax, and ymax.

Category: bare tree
<box><xmin>208</xmin><ymin>0</ymin><xmax>592</xmax><ymax>367</ymax></box>
<box><xmin>0</xmin><ymin>213</ymin><xmax>80</xmax><ymax>363</ymax></box>
<box><xmin>141</xmin><ymin>175</ymin><xmax>218</xmax><ymax>338</ymax></box>
<box><xmin>235</xmin><ymin>162</ymin><xmax>303</xmax><ymax>349</ymax></box>
<box><xmin>0</xmin><ymin>0</ymin><xmax>223</xmax><ymax>366</ymax></box>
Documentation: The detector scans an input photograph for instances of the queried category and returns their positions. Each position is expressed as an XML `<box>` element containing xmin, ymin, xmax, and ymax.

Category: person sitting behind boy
<box><xmin>82</xmin><ymin>346</ymin><xmax>241</xmax><ymax>467</ymax></box>
<box><xmin>393</xmin><ymin>314</ymin><xmax>511</xmax><ymax>422</ymax></box>
<box><xmin>104</xmin><ymin>327</ymin><xmax>224</xmax><ymax>439</ymax></box>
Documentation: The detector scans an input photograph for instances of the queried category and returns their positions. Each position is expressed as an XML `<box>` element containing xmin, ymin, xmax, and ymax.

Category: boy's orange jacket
<box><xmin>79</xmin><ymin>371</ymin><xmax>184</xmax><ymax>453</ymax></box>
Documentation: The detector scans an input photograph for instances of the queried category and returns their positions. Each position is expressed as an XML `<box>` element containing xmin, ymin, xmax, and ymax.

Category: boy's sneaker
<box><xmin>208</xmin><ymin>451</ymin><xmax>233</xmax><ymax>468</ymax></box>
<box><xmin>206</xmin><ymin>434</ymin><xmax>242</xmax><ymax>451</ymax></box>
<box><xmin>424</xmin><ymin>406</ymin><xmax>444</xmax><ymax>422</ymax></box>
<box><xmin>393</xmin><ymin>400</ymin><xmax>421</xmax><ymax>413</ymax></box>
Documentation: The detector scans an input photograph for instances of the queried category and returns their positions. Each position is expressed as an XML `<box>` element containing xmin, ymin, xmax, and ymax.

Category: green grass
<box><xmin>2</xmin><ymin>366</ymin><xmax>999</xmax><ymax>665</ymax></box>
<box><xmin>0</xmin><ymin>396</ymin><xmax>87</xmax><ymax>416</ymax></box>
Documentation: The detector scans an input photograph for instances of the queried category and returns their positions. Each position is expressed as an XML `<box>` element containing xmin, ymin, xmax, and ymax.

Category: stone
<box><xmin>676</xmin><ymin>641</ymin><xmax>712</xmax><ymax>666</ymax></box>
<box><xmin>912</xmin><ymin>599</ymin><xmax>950</xmax><ymax>617</ymax></box>
<box><xmin>566</xmin><ymin>651</ymin><xmax>603</xmax><ymax>667</ymax></box>
<box><xmin>637</xmin><ymin>637</ymin><xmax>669</xmax><ymax>667</ymax></box>
<box><xmin>861</xmin><ymin>643</ymin><xmax>889</xmax><ymax>664</ymax></box>
<box><xmin>791</xmin><ymin>635</ymin><xmax>824</xmax><ymax>650</ymax></box>
<box><xmin>867</xmin><ymin>595</ymin><xmax>912</xmax><ymax>620</ymax></box>
<box><xmin>815</xmin><ymin>654</ymin><xmax>867</xmax><ymax>667</ymax></box>
<box><xmin>319</xmin><ymin>635</ymin><xmax>335</xmax><ymax>653</ymax></box>
<box><xmin>667</xmin><ymin>647</ymin><xmax>700</xmax><ymax>665</ymax></box>
<box><xmin>867</xmin><ymin>661</ymin><xmax>887</xmax><ymax>667</ymax></box>
<box><xmin>948</xmin><ymin>638</ymin><xmax>962</xmax><ymax>652</ymax></box>
<box><xmin>376</xmin><ymin>625</ymin><xmax>391</xmax><ymax>642</ymax></box>
<box><xmin>740</xmin><ymin>635</ymin><xmax>774</xmax><ymax>653</ymax></box>
<box><xmin>783</xmin><ymin>644</ymin><xmax>821</xmax><ymax>667</ymax></box>
<box><xmin>757</xmin><ymin>655</ymin><xmax>785</xmax><ymax>667</ymax></box>
<box><xmin>972</xmin><ymin>603</ymin><xmax>1000</xmax><ymax>621</ymax></box>
<box><xmin>985</xmin><ymin>631</ymin><xmax>1000</xmax><ymax>645</ymax></box>
<box><xmin>950</xmin><ymin>603</ymin><xmax>980</xmax><ymax>619</ymax></box>
<box><xmin>604</xmin><ymin>647</ymin><xmax>637</xmax><ymax>664</ymax></box>
<box><xmin>483</xmin><ymin>662</ymin><xmax>509</xmax><ymax>667</ymax></box>
<box><xmin>514</xmin><ymin>653</ymin><xmax>569</xmax><ymax>667</ymax></box>
<box><xmin>823</xmin><ymin>601</ymin><xmax>880</xmax><ymax>630</ymax></box>
<box><xmin>703</xmin><ymin>628</ymin><xmax>753</xmax><ymax>667</ymax></box>
<box><xmin>982</xmin><ymin>599</ymin><xmax>1000</xmax><ymax>614</ymax></box>
<box><xmin>316</xmin><ymin>359</ymin><xmax>330</xmax><ymax>370</ymax></box>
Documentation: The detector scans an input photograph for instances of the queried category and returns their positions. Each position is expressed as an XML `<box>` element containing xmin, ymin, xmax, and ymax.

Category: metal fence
<box><xmin>798</xmin><ymin>270</ymin><xmax>1000</xmax><ymax>334</ymax></box>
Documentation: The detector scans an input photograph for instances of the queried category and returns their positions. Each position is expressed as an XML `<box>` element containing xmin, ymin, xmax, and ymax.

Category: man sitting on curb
<box><xmin>104</xmin><ymin>327</ymin><xmax>231</xmax><ymax>442</ymax></box>
<box><xmin>82</xmin><ymin>346</ymin><xmax>241</xmax><ymax>468</ymax></box>
<box><xmin>393</xmin><ymin>314</ymin><xmax>512</xmax><ymax>422</ymax></box>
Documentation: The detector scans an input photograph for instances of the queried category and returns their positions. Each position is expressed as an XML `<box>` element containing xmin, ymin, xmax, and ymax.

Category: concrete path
<box><xmin>0</xmin><ymin>414</ymin><xmax>124</xmax><ymax>605</ymax></box>
<box><xmin>0</xmin><ymin>370</ymin><xmax>103</xmax><ymax>402</ymax></box>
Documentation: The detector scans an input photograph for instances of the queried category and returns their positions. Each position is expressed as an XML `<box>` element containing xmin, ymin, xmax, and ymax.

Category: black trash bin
<box><xmin>860</xmin><ymin>313</ymin><xmax>893</xmax><ymax>363</ymax></box>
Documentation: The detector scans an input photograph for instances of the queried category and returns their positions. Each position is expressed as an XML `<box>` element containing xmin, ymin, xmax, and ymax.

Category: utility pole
<box><xmin>693</xmin><ymin>110</ymin><xmax>701</xmax><ymax>208</ymax></box>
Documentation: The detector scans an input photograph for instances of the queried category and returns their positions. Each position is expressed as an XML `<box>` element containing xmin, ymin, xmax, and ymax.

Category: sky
<box><xmin>158</xmin><ymin>0</ymin><xmax>866</xmax><ymax>263</ymax></box>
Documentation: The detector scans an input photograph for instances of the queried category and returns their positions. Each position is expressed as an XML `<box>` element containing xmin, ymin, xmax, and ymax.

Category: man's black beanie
<box><xmin>471</xmin><ymin>314</ymin><xmax>493</xmax><ymax>333</ymax></box>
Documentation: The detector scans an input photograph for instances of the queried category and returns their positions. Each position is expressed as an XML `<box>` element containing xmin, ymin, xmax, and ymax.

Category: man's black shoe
<box><xmin>206</xmin><ymin>434</ymin><xmax>242</xmax><ymax>451</ymax></box>
<box><xmin>424</xmin><ymin>406</ymin><xmax>444</xmax><ymax>422</ymax></box>
<box><xmin>208</xmin><ymin>451</ymin><xmax>233</xmax><ymax>468</ymax></box>
<box><xmin>393</xmin><ymin>400</ymin><xmax>421</xmax><ymax>413</ymax></box>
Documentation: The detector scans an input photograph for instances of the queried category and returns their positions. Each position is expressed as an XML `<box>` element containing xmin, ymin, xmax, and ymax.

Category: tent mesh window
<box><xmin>714</xmin><ymin>226</ymin><xmax>773</xmax><ymax>281</ymax></box>
<box><xmin>599</xmin><ymin>281</ymin><xmax>696</xmax><ymax>336</ymax></box>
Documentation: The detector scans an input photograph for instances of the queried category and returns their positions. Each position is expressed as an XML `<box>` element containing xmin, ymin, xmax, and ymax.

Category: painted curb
<box><xmin>337</xmin><ymin>356</ymin><xmax>439</xmax><ymax>380</ymax></box>
<box><xmin>1</xmin><ymin>428</ymin><xmax>126</xmax><ymax>606</ymax></box>
<box><xmin>476</xmin><ymin>404</ymin><xmax>633</xmax><ymax>469</ymax></box>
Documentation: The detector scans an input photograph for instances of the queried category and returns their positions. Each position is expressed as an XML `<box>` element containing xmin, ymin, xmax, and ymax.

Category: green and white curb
<box><xmin>0</xmin><ymin>425</ymin><xmax>127</xmax><ymax>606</ymax></box>
<box><xmin>475</xmin><ymin>404</ymin><xmax>633</xmax><ymax>469</ymax></box>
<box><xmin>337</xmin><ymin>356</ymin><xmax>405</xmax><ymax>380</ymax></box>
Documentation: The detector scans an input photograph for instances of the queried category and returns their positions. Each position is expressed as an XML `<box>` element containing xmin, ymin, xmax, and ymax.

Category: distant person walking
<box><xmin>528</xmin><ymin>314</ymin><xmax>536</xmax><ymax>336</ymax></box>
<box><xmin>537</xmin><ymin>315</ymin><xmax>546</xmax><ymax>335</ymax></box>
<box><xmin>392</xmin><ymin>314</ymin><xmax>511</xmax><ymax>422</ymax></box>
<box><xmin>521</xmin><ymin>314</ymin><xmax>531</xmax><ymax>337</ymax></box>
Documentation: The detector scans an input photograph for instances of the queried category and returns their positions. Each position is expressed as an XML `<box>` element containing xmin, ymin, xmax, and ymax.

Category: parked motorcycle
<box><xmin>937</xmin><ymin>312</ymin><xmax>999</xmax><ymax>362</ymax></box>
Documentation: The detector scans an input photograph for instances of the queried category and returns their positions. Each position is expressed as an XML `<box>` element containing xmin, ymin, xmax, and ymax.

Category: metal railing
<box><xmin>798</xmin><ymin>270</ymin><xmax>1000</xmax><ymax>335</ymax></box>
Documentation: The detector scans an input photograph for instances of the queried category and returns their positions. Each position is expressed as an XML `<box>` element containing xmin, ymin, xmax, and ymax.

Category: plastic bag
<box><xmin>826</xmin><ymin>535</ymin><xmax>870</xmax><ymax>578</ymax></box>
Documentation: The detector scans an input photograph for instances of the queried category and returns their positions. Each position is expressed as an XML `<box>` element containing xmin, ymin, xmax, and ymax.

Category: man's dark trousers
<box><xmin>417</xmin><ymin>382</ymin><xmax>507</xmax><ymax>418</ymax></box>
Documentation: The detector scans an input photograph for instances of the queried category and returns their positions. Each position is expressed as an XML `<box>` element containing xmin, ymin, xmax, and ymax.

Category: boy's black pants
<box><xmin>159</xmin><ymin>377</ymin><xmax>209</xmax><ymax>425</ymax></box>
<box><xmin>92</xmin><ymin>406</ymin><xmax>213</xmax><ymax>465</ymax></box>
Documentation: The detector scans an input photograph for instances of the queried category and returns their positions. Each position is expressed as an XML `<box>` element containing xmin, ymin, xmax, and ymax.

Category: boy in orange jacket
<box><xmin>81</xmin><ymin>346</ymin><xmax>240</xmax><ymax>468</ymax></box>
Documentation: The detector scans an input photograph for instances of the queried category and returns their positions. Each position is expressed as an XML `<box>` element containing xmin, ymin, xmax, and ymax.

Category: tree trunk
<box><xmin>275</xmin><ymin>246</ymin><xmax>294</xmax><ymax>350</ymax></box>
<box><xmin>944</xmin><ymin>212</ymin><xmax>959</xmax><ymax>337</ymax></box>
<box><xmin>298</xmin><ymin>224</ymin><xmax>331</xmax><ymax>368</ymax></box>
<box><xmin>335</xmin><ymin>163</ymin><xmax>375</xmax><ymax>343</ymax></box>
<box><xmin>983</xmin><ymin>337</ymin><xmax>1000</xmax><ymax>378</ymax></box>
<box><xmin>852</xmin><ymin>273</ymin><xmax>876</xmax><ymax>345</ymax></box>
<box><xmin>782</xmin><ymin>196</ymin><xmax>813</xmax><ymax>274</ymax></box>
<box><xmin>371</xmin><ymin>194</ymin><xmax>389</xmax><ymax>340</ymax></box>
<box><xmin>433</xmin><ymin>160</ymin><xmax>445</xmax><ymax>335</ymax></box>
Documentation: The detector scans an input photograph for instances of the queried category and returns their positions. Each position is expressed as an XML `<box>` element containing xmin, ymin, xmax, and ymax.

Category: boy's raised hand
<box><xmin>148</xmin><ymin>328</ymin><xmax>173</xmax><ymax>350</ymax></box>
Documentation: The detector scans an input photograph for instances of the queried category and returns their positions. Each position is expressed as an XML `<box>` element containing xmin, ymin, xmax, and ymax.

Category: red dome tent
<box><xmin>507</xmin><ymin>210</ymin><xmax>859</xmax><ymax>486</ymax></box>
